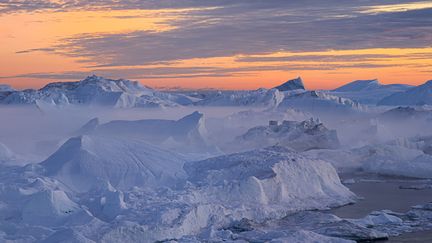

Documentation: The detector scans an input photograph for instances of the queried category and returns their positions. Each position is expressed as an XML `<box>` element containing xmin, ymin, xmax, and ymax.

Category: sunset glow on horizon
<box><xmin>1</xmin><ymin>1</ymin><xmax>432</xmax><ymax>90</ymax></box>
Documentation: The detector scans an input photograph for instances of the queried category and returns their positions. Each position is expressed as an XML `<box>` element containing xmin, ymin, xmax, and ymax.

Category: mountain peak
<box><xmin>274</xmin><ymin>77</ymin><xmax>305</xmax><ymax>91</ymax></box>
<box><xmin>176</xmin><ymin>111</ymin><xmax>204</xmax><ymax>130</ymax></box>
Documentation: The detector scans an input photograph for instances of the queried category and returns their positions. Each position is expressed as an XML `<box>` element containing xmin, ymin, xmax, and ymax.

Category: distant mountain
<box><xmin>0</xmin><ymin>75</ymin><xmax>193</xmax><ymax>108</ymax></box>
<box><xmin>331</xmin><ymin>79</ymin><xmax>412</xmax><ymax>105</ymax></box>
<box><xmin>0</xmin><ymin>84</ymin><xmax>15</xmax><ymax>92</ymax></box>
<box><xmin>274</xmin><ymin>77</ymin><xmax>305</xmax><ymax>91</ymax></box>
<box><xmin>378</xmin><ymin>80</ymin><xmax>432</xmax><ymax>106</ymax></box>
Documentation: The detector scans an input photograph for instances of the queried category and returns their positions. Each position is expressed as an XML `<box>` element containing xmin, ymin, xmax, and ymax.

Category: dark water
<box><xmin>329</xmin><ymin>173</ymin><xmax>432</xmax><ymax>242</ymax></box>
<box><xmin>389</xmin><ymin>230</ymin><xmax>432</xmax><ymax>243</ymax></box>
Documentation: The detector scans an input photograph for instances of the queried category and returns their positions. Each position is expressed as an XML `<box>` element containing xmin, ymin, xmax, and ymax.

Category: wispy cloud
<box><xmin>358</xmin><ymin>1</ymin><xmax>432</xmax><ymax>14</ymax></box>
<box><xmin>44</xmin><ymin>6</ymin><xmax>432</xmax><ymax>67</ymax></box>
<box><xmin>15</xmin><ymin>48</ymin><xmax>56</xmax><ymax>54</ymax></box>
<box><xmin>0</xmin><ymin>61</ymin><xmax>395</xmax><ymax>84</ymax></box>
<box><xmin>236</xmin><ymin>54</ymin><xmax>404</xmax><ymax>63</ymax></box>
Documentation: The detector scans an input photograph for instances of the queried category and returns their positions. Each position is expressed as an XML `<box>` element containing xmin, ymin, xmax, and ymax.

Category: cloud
<box><xmin>4</xmin><ymin>0</ymin><xmax>432</xmax><ymax>82</ymax></box>
<box><xmin>358</xmin><ymin>1</ymin><xmax>432</xmax><ymax>14</ymax></box>
<box><xmin>15</xmin><ymin>48</ymin><xmax>56</xmax><ymax>54</ymax></box>
<box><xmin>1</xmin><ymin>61</ymin><xmax>394</xmax><ymax>84</ymax></box>
<box><xmin>2</xmin><ymin>0</ymin><xmax>426</xmax><ymax>14</ymax></box>
<box><xmin>42</xmin><ymin>4</ymin><xmax>432</xmax><ymax>68</ymax></box>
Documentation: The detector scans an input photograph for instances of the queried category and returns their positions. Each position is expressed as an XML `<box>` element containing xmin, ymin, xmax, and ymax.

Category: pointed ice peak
<box><xmin>176</xmin><ymin>111</ymin><xmax>204</xmax><ymax>124</ymax></box>
<box><xmin>274</xmin><ymin>77</ymin><xmax>305</xmax><ymax>91</ymax></box>
<box><xmin>174</xmin><ymin>111</ymin><xmax>208</xmax><ymax>139</ymax></box>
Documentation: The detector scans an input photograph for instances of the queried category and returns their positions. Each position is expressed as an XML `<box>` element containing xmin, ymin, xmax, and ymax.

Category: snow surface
<box><xmin>40</xmin><ymin>135</ymin><xmax>187</xmax><ymax>192</ymax></box>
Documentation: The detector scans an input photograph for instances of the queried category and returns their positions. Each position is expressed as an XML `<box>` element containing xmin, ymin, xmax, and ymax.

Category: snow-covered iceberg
<box><xmin>40</xmin><ymin>135</ymin><xmax>187</xmax><ymax>192</ymax></box>
<box><xmin>185</xmin><ymin>146</ymin><xmax>355</xmax><ymax>217</ymax></box>
<box><xmin>232</xmin><ymin>118</ymin><xmax>340</xmax><ymax>152</ymax></box>
<box><xmin>79</xmin><ymin>111</ymin><xmax>220</xmax><ymax>157</ymax></box>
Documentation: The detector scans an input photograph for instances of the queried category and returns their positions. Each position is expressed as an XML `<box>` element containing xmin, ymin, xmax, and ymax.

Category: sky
<box><xmin>1</xmin><ymin>0</ymin><xmax>432</xmax><ymax>90</ymax></box>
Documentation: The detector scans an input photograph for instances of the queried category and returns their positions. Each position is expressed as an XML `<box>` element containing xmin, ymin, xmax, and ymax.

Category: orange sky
<box><xmin>1</xmin><ymin>6</ymin><xmax>431</xmax><ymax>90</ymax></box>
